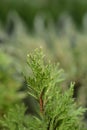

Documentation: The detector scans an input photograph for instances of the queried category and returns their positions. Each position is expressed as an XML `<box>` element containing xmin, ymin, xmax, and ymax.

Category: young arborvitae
<box><xmin>0</xmin><ymin>48</ymin><xmax>86</xmax><ymax>130</ymax></box>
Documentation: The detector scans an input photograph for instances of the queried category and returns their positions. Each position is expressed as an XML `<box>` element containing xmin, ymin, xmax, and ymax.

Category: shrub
<box><xmin>0</xmin><ymin>48</ymin><xmax>86</xmax><ymax>130</ymax></box>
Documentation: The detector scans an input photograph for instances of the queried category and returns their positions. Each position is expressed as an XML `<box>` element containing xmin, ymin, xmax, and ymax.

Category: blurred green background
<box><xmin>0</xmin><ymin>0</ymin><xmax>87</xmax><ymax>126</ymax></box>
<box><xmin>0</xmin><ymin>0</ymin><xmax>87</xmax><ymax>28</ymax></box>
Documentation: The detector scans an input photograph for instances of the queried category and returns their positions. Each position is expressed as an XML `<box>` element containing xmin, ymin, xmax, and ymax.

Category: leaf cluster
<box><xmin>0</xmin><ymin>48</ymin><xmax>86</xmax><ymax>130</ymax></box>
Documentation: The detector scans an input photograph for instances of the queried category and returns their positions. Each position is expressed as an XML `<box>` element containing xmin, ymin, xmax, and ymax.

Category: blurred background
<box><xmin>0</xmin><ymin>0</ymin><xmax>87</xmax><ymax>126</ymax></box>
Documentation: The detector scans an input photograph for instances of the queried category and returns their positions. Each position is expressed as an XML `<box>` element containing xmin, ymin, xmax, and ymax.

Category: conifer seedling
<box><xmin>0</xmin><ymin>48</ymin><xmax>86</xmax><ymax>130</ymax></box>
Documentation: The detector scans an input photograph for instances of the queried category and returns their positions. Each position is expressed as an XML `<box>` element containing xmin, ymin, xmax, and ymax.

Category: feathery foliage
<box><xmin>0</xmin><ymin>48</ymin><xmax>86</xmax><ymax>130</ymax></box>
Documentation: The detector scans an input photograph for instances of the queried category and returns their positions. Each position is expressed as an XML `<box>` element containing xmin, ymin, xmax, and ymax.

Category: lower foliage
<box><xmin>0</xmin><ymin>48</ymin><xmax>86</xmax><ymax>130</ymax></box>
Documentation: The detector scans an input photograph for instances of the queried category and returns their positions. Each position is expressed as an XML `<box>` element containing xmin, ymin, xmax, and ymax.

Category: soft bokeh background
<box><xmin>0</xmin><ymin>0</ymin><xmax>87</xmax><ymax>126</ymax></box>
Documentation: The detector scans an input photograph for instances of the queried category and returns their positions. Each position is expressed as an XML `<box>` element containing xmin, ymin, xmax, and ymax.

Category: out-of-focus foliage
<box><xmin>0</xmin><ymin>50</ymin><xmax>26</xmax><ymax>116</ymax></box>
<box><xmin>0</xmin><ymin>0</ymin><xmax>87</xmax><ymax>28</ymax></box>
<box><xmin>0</xmin><ymin>104</ymin><xmax>30</xmax><ymax>130</ymax></box>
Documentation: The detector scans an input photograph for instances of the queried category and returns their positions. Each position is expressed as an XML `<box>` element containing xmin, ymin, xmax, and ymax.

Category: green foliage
<box><xmin>0</xmin><ymin>51</ymin><xmax>26</xmax><ymax>115</ymax></box>
<box><xmin>0</xmin><ymin>104</ymin><xmax>29</xmax><ymax>130</ymax></box>
<box><xmin>0</xmin><ymin>104</ymin><xmax>47</xmax><ymax>130</ymax></box>
<box><xmin>26</xmin><ymin>48</ymin><xmax>64</xmax><ymax>100</ymax></box>
<box><xmin>0</xmin><ymin>0</ymin><xmax>87</xmax><ymax>28</ymax></box>
<box><xmin>1</xmin><ymin>16</ymin><xmax>87</xmax><ymax>110</ymax></box>
<box><xmin>25</xmin><ymin>48</ymin><xmax>86</xmax><ymax>130</ymax></box>
<box><xmin>0</xmin><ymin>48</ymin><xmax>86</xmax><ymax>129</ymax></box>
